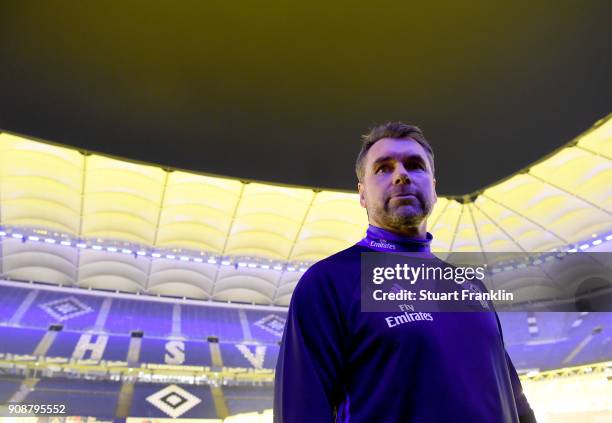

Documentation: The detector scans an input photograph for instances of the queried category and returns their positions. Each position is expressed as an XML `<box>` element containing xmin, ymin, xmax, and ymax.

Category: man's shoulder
<box><xmin>306</xmin><ymin>243</ymin><xmax>368</xmax><ymax>275</ymax></box>
<box><xmin>292</xmin><ymin>244</ymin><xmax>367</xmax><ymax>292</ymax></box>
<box><xmin>290</xmin><ymin>244</ymin><xmax>367</xmax><ymax>308</ymax></box>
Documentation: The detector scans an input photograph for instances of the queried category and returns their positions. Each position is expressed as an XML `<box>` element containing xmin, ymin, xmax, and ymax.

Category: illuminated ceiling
<box><xmin>0</xmin><ymin>113</ymin><xmax>610</xmax><ymax>305</ymax></box>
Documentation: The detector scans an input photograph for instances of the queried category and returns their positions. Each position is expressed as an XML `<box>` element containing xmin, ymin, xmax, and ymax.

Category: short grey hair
<box><xmin>355</xmin><ymin>122</ymin><xmax>435</xmax><ymax>182</ymax></box>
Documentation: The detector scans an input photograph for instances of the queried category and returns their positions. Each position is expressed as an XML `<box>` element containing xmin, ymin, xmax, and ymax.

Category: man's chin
<box><xmin>393</xmin><ymin>205</ymin><xmax>423</xmax><ymax>217</ymax></box>
<box><xmin>388</xmin><ymin>209</ymin><xmax>425</xmax><ymax>226</ymax></box>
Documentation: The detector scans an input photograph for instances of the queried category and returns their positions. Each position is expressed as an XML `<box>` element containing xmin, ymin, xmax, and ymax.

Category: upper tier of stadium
<box><xmin>0</xmin><ymin>113</ymin><xmax>610</xmax><ymax>305</ymax></box>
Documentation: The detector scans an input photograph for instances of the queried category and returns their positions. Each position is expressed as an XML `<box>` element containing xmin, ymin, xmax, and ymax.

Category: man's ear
<box><xmin>358</xmin><ymin>182</ymin><xmax>366</xmax><ymax>208</ymax></box>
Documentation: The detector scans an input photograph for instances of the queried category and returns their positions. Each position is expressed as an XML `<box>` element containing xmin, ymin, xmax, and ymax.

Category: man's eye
<box><xmin>407</xmin><ymin>162</ymin><xmax>425</xmax><ymax>170</ymax></box>
<box><xmin>376</xmin><ymin>166</ymin><xmax>390</xmax><ymax>174</ymax></box>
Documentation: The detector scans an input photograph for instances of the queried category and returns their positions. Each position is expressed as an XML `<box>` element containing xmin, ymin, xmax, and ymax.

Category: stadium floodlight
<box><xmin>3</xmin><ymin>220</ymin><xmax>602</xmax><ymax>283</ymax></box>
<box><xmin>606</xmin><ymin>234</ymin><xmax>612</xmax><ymax>241</ymax></box>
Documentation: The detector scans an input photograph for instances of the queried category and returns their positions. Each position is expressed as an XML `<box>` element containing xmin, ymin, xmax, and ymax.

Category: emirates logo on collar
<box><xmin>370</xmin><ymin>239</ymin><xmax>396</xmax><ymax>250</ymax></box>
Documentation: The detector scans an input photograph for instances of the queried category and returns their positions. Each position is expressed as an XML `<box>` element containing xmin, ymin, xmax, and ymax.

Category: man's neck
<box><xmin>370</xmin><ymin>221</ymin><xmax>428</xmax><ymax>239</ymax></box>
<box><xmin>359</xmin><ymin>224</ymin><xmax>432</xmax><ymax>253</ymax></box>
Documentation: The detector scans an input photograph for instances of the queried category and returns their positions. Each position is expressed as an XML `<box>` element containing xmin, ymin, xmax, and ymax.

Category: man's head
<box><xmin>356</xmin><ymin>122</ymin><xmax>437</xmax><ymax>237</ymax></box>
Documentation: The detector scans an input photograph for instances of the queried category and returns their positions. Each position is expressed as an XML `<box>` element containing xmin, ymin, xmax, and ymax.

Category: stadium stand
<box><xmin>574</xmin><ymin>328</ymin><xmax>611</xmax><ymax>364</ymax></box>
<box><xmin>218</xmin><ymin>343</ymin><xmax>279</xmax><ymax>369</ymax></box>
<box><xmin>19</xmin><ymin>290</ymin><xmax>104</xmax><ymax>331</ymax></box>
<box><xmin>507</xmin><ymin>339</ymin><xmax>579</xmax><ymax>371</ymax></box>
<box><xmin>139</xmin><ymin>337</ymin><xmax>213</xmax><ymax>366</ymax></box>
<box><xmin>104</xmin><ymin>297</ymin><xmax>174</xmax><ymax>337</ymax></box>
<box><xmin>244</xmin><ymin>310</ymin><xmax>287</xmax><ymax>342</ymax></box>
<box><xmin>24</xmin><ymin>377</ymin><xmax>121</xmax><ymax>420</ymax></box>
<box><xmin>0</xmin><ymin>376</ymin><xmax>23</xmax><ymax>404</ymax></box>
<box><xmin>129</xmin><ymin>382</ymin><xmax>218</xmax><ymax>419</ymax></box>
<box><xmin>0</xmin><ymin>285</ymin><xmax>30</xmax><ymax>323</ymax></box>
<box><xmin>0</xmin><ymin>283</ymin><xmax>286</xmax><ymax>343</ymax></box>
<box><xmin>181</xmin><ymin>303</ymin><xmax>244</xmax><ymax>341</ymax></box>
<box><xmin>0</xmin><ymin>325</ymin><xmax>45</xmax><ymax>355</ymax></box>
<box><xmin>1</xmin><ymin>288</ymin><xmax>609</xmax><ymax>371</ymax></box>
<box><xmin>223</xmin><ymin>385</ymin><xmax>274</xmax><ymax>416</ymax></box>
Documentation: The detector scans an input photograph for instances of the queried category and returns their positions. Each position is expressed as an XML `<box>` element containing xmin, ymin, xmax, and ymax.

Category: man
<box><xmin>274</xmin><ymin>122</ymin><xmax>536</xmax><ymax>422</ymax></box>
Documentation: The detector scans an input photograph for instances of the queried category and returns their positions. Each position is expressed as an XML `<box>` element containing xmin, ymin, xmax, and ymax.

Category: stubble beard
<box><xmin>371</xmin><ymin>200</ymin><xmax>431</xmax><ymax>235</ymax></box>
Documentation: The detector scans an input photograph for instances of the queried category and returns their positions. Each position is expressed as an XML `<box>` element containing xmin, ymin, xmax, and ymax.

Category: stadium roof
<box><xmin>0</xmin><ymin>113</ymin><xmax>610</xmax><ymax>305</ymax></box>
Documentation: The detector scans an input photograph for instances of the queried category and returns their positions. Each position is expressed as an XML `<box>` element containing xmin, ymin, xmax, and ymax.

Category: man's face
<box><xmin>358</xmin><ymin>138</ymin><xmax>437</xmax><ymax>234</ymax></box>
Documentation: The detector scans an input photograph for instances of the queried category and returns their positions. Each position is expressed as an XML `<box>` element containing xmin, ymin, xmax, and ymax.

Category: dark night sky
<box><xmin>0</xmin><ymin>1</ymin><xmax>610</xmax><ymax>196</ymax></box>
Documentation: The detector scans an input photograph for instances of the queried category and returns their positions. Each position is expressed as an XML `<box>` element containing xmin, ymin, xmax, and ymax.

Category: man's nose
<box><xmin>393</xmin><ymin>165</ymin><xmax>410</xmax><ymax>184</ymax></box>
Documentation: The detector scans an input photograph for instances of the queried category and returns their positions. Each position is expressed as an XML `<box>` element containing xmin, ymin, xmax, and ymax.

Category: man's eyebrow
<box><xmin>371</xmin><ymin>154</ymin><xmax>427</xmax><ymax>166</ymax></box>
